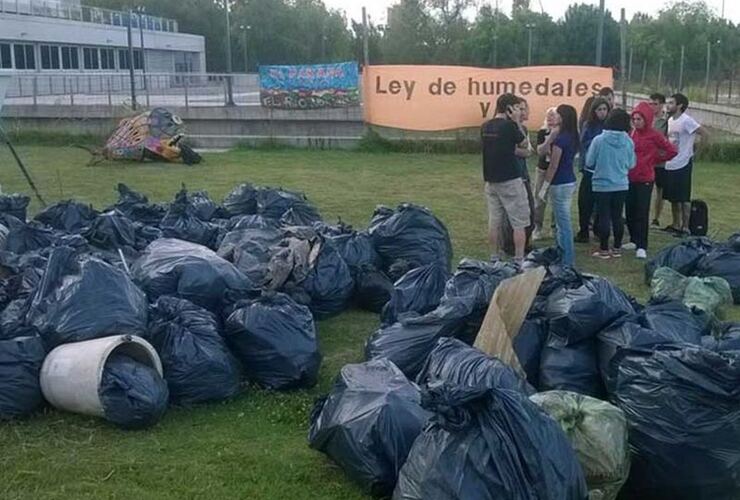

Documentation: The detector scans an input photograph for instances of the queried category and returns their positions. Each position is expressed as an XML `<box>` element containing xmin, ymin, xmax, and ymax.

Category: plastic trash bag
<box><xmin>381</xmin><ymin>264</ymin><xmax>450</xmax><ymax>326</ymax></box>
<box><xmin>109</xmin><ymin>183</ymin><xmax>167</xmax><ymax>226</ymax></box>
<box><xmin>640</xmin><ymin>298</ymin><xmax>712</xmax><ymax>338</ymax></box>
<box><xmin>696</xmin><ymin>248</ymin><xmax>740</xmax><ymax>304</ymax></box>
<box><xmin>0</xmin><ymin>335</ymin><xmax>46</xmax><ymax>419</ymax></box>
<box><xmin>728</xmin><ymin>233</ymin><xmax>740</xmax><ymax>252</ymax></box>
<box><xmin>513</xmin><ymin>317</ymin><xmax>548</xmax><ymax>386</ymax></box>
<box><xmin>132</xmin><ymin>238</ymin><xmax>254</xmax><ymax>313</ymax></box>
<box><xmin>280</xmin><ymin>203</ymin><xmax>322</xmax><ymax>227</ymax></box>
<box><xmin>354</xmin><ymin>264</ymin><xmax>394</xmax><ymax>313</ymax></box>
<box><xmin>530</xmin><ymin>390</ymin><xmax>630</xmax><ymax>500</ymax></box>
<box><xmin>368</xmin><ymin>204</ymin><xmax>452</xmax><ymax>273</ymax></box>
<box><xmin>702</xmin><ymin>322</ymin><xmax>740</xmax><ymax>352</ymax></box>
<box><xmin>613</xmin><ymin>346</ymin><xmax>740</xmax><ymax>500</ymax></box>
<box><xmin>0</xmin><ymin>194</ymin><xmax>30</xmax><ymax>221</ymax></box>
<box><xmin>99</xmin><ymin>353</ymin><xmax>169</xmax><ymax>430</ymax></box>
<box><xmin>1</xmin><ymin>215</ymin><xmax>57</xmax><ymax>254</ymax></box>
<box><xmin>160</xmin><ymin>189</ymin><xmax>219</xmax><ymax>248</ymax></box>
<box><xmin>393</xmin><ymin>381</ymin><xmax>588</xmax><ymax>500</ymax></box>
<box><xmin>222</xmin><ymin>183</ymin><xmax>259</xmax><ymax>216</ymax></box>
<box><xmin>217</xmin><ymin>227</ymin><xmax>283</xmax><ymax>285</ymax></box>
<box><xmin>257</xmin><ymin>188</ymin><xmax>319</xmax><ymax>221</ymax></box>
<box><xmin>318</xmin><ymin>224</ymin><xmax>381</xmax><ymax>273</ymax></box>
<box><xmin>148</xmin><ymin>296</ymin><xmax>241</xmax><ymax>405</ymax></box>
<box><xmin>225</xmin><ymin>292</ymin><xmax>320</xmax><ymax>390</ymax></box>
<box><xmin>416</xmin><ymin>337</ymin><xmax>532</xmax><ymax>395</ymax></box>
<box><xmin>34</xmin><ymin>200</ymin><xmax>98</xmax><ymax>233</ymax></box>
<box><xmin>27</xmin><ymin>247</ymin><xmax>148</xmax><ymax>349</ymax></box>
<box><xmin>189</xmin><ymin>190</ymin><xmax>221</xmax><ymax>221</ymax></box>
<box><xmin>83</xmin><ymin>210</ymin><xmax>137</xmax><ymax>250</ymax></box>
<box><xmin>539</xmin><ymin>338</ymin><xmax>604</xmax><ymax>398</ymax></box>
<box><xmin>308</xmin><ymin>359</ymin><xmax>431</xmax><ymax>497</ymax></box>
<box><xmin>644</xmin><ymin>237</ymin><xmax>715</xmax><ymax>283</ymax></box>
<box><xmin>229</xmin><ymin>214</ymin><xmax>278</xmax><ymax>231</ymax></box>
<box><xmin>651</xmin><ymin>266</ymin><xmax>732</xmax><ymax>315</ymax></box>
<box><xmin>0</xmin><ymin>298</ymin><xmax>36</xmax><ymax>340</ymax></box>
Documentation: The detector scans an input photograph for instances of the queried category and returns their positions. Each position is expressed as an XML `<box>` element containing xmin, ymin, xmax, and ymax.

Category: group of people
<box><xmin>482</xmin><ymin>86</ymin><xmax>707</xmax><ymax>267</ymax></box>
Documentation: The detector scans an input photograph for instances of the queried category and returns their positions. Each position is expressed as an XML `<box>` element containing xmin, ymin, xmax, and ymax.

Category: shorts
<box><xmin>663</xmin><ymin>160</ymin><xmax>693</xmax><ymax>203</ymax></box>
<box><xmin>485</xmin><ymin>178</ymin><xmax>531</xmax><ymax>230</ymax></box>
<box><xmin>654</xmin><ymin>166</ymin><xmax>668</xmax><ymax>190</ymax></box>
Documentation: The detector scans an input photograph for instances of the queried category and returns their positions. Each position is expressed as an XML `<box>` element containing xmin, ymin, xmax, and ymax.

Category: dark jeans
<box><xmin>594</xmin><ymin>190</ymin><xmax>627</xmax><ymax>251</ymax></box>
<box><xmin>577</xmin><ymin>171</ymin><xmax>595</xmax><ymax>236</ymax></box>
<box><xmin>626</xmin><ymin>182</ymin><xmax>653</xmax><ymax>250</ymax></box>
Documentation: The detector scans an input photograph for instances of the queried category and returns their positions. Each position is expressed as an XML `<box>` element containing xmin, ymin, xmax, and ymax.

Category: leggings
<box><xmin>626</xmin><ymin>182</ymin><xmax>653</xmax><ymax>250</ymax></box>
<box><xmin>577</xmin><ymin>171</ymin><xmax>595</xmax><ymax>236</ymax></box>
<box><xmin>594</xmin><ymin>191</ymin><xmax>627</xmax><ymax>251</ymax></box>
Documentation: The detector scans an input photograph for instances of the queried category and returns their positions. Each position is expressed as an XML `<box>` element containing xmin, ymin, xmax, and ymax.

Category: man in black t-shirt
<box><xmin>482</xmin><ymin>93</ymin><xmax>532</xmax><ymax>260</ymax></box>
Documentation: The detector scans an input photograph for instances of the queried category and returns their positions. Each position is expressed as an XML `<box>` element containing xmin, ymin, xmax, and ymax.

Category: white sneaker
<box><xmin>636</xmin><ymin>248</ymin><xmax>647</xmax><ymax>259</ymax></box>
<box><xmin>622</xmin><ymin>242</ymin><xmax>637</xmax><ymax>250</ymax></box>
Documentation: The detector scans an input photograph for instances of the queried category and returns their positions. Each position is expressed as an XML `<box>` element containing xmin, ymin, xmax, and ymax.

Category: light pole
<box><xmin>596</xmin><ymin>0</ymin><xmax>605</xmax><ymax>66</ymax></box>
<box><xmin>137</xmin><ymin>6</ymin><xmax>147</xmax><ymax>90</ymax></box>
<box><xmin>126</xmin><ymin>9</ymin><xmax>137</xmax><ymax>109</ymax></box>
<box><xmin>492</xmin><ymin>33</ymin><xmax>498</xmax><ymax>67</ymax></box>
<box><xmin>239</xmin><ymin>24</ymin><xmax>250</xmax><ymax>72</ymax></box>
<box><xmin>525</xmin><ymin>23</ymin><xmax>535</xmax><ymax>66</ymax></box>
<box><xmin>224</xmin><ymin>0</ymin><xmax>234</xmax><ymax>105</ymax></box>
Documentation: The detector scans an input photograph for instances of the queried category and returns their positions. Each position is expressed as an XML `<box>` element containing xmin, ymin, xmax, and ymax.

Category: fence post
<box><xmin>705</xmin><ymin>41</ymin><xmax>711</xmax><ymax>101</ymax></box>
<box><xmin>641</xmin><ymin>59</ymin><xmax>647</xmax><ymax>86</ymax></box>
<box><xmin>32</xmin><ymin>75</ymin><xmax>37</xmax><ymax>106</ymax></box>
<box><xmin>69</xmin><ymin>77</ymin><xmax>74</xmax><ymax>105</ymax></box>
<box><xmin>145</xmin><ymin>74</ymin><xmax>150</xmax><ymax>107</ymax></box>
<box><xmin>657</xmin><ymin>59</ymin><xmax>663</xmax><ymax>89</ymax></box>
<box><xmin>678</xmin><ymin>45</ymin><xmax>685</xmax><ymax>91</ymax></box>
<box><xmin>619</xmin><ymin>9</ymin><xmax>626</xmax><ymax>106</ymax></box>
<box><xmin>107</xmin><ymin>75</ymin><xmax>112</xmax><ymax>107</ymax></box>
<box><xmin>184</xmin><ymin>75</ymin><xmax>189</xmax><ymax>110</ymax></box>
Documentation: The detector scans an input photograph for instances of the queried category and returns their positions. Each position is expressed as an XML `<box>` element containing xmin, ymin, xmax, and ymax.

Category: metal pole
<box><xmin>595</xmin><ymin>0</ymin><xmax>605</xmax><ymax>66</ymax></box>
<box><xmin>492</xmin><ymin>34</ymin><xmax>498</xmax><ymax>67</ymax></box>
<box><xmin>224</xmin><ymin>0</ymin><xmax>234</xmax><ymax>106</ymax></box>
<box><xmin>678</xmin><ymin>45</ymin><xmax>685</xmax><ymax>91</ymax></box>
<box><xmin>705</xmin><ymin>41</ymin><xmax>711</xmax><ymax>100</ymax></box>
<box><xmin>241</xmin><ymin>27</ymin><xmax>248</xmax><ymax>72</ymax></box>
<box><xmin>715</xmin><ymin>41</ymin><xmax>722</xmax><ymax>103</ymax></box>
<box><xmin>628</xmin><ymin>46</ymin><xmax>633</xmax><ymax>83</ymax></box>
<box><xmin>641</xmin><ymin>59</ymin><xmax>647</xmax><ymax>85</ymax></box>
<box><xmin>620</xmin><ymin>8</ymin><xmax>626</xmax><ymax>106</ymax></box>
<box><xmin>361</xmin><ymin>6</ymin><xmax>369</xmax><ymax>68</ymax></box>
<box><xmin>658</xmin><ymin>58</ymin><xmax>663</xmax><ymax>89</ymax></box>
<box><xmin>526</xmin><ymin>24</ymin><xmax>534</xmax><ymax>66</ymax></box>
<box><xmin>138</xmin><ymin>8</ymin><xmax>147</xmax><ymax>91</ymax></box>
<box><xmin>127</xmin><ymin>9</ymin><xmax>137</xmax><ymax>109</ymax></box>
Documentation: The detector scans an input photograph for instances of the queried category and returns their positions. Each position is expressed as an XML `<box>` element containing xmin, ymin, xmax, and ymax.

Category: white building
<box><xmin>0</xmin><ymin>0</ymin><xmax>206</xmax><ymax>74</ymax></box>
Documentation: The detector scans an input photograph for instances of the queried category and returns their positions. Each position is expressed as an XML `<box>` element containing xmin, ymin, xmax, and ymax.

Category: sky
<box><xmin>324</xmin><ymin>0</ymin><xmax>739</xmax><ymax>25</ymax></box>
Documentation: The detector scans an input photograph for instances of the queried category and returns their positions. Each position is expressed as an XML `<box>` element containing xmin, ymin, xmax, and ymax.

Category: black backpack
<box><xmin>689</xmin><ymin>199</ymin><xmax>708</xmax><ymax>236</ymax></box>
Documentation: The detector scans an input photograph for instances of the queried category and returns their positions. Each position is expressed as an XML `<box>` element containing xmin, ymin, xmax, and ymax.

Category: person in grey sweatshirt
<box><xmin>585</xmin><ymin>109</ymin><xmax>636</xmax><ymax>259</ymax></box>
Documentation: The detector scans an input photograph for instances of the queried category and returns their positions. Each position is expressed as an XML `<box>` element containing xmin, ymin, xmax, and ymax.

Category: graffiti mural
<box><xmin>259</xmin><ymin>62</ymin><xmax>360</xmax><ymax>109</ymax></box>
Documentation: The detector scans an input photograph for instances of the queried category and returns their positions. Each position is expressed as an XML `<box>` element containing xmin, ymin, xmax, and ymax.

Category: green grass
<box><xmin>0</xmin><ymin>146</ymin><xmax>738</xmax><ymax>499</ymax></box>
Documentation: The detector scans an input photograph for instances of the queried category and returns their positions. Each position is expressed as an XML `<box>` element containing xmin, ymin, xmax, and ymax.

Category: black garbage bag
<box><xmin>217</xmin><ymin>227</ymin><xmax>283</xmax><ymax>285</ymax></box>
<box><xmin>416</xmin><ymin>337</ymin><xmax>532</xmax><ymax>395</ymax></box>
<box><xmin>644</xmin><ymin>237</ymin><xmax>715</xmax><ymax>283</ymax></box>
<box><xmin>222</xmin><ymin>183</ymin><xmax>259</xmax><ymax>216</ymax></box>
<box><xmin>539</xmin><ymin>338</ymin><xmax>604</xmax><ymax>398</ymax></box>
<box><xmin>381</xmin><ymin>264</ymin><xmax>450</xmax><ymax>326</ymax></box>
<box><xmin>229</xmin><ymin>214</ymin><xmax>278</xmax><ymax>231</ymax></box>
<box><xmin>522</xmin><ymin>246</ymin><xmax>563</xmax><ymax>270</ymax></box>
<box><xmin>0</xmin><ymin>298</ymin><xmax>37</xmax><ymax>340</ymax></box>
<box><xmin>365</xmin><ymin>314</ymin><xmax>458</xmax><ymax>380</ymax></box>
<box><xmin>368</xmin><ymin>204</ymin><xmax>453</xmax><ymax>273</ymax></box>
<box><xmin>703</xmin><ymin>322</ymin><xmax>740</xmax><ymax>352</ymax></box>
<box><xmin>318</xmin><ymin>223</ymin><xmax>381</xmax><ymax>273</ymax></box>
<box><xmin>160</xmin><ymin>189</ymin><xmax>219</xmax><ymax>248</ymax></box>
<box><xmin>641</xmin><ymin>298</ymin><xmax>712</xmax><ymax>338</ymax></box>
<box><xmin>83</xmin><ymin>210</ymin><xmax>137</xmax><ymax>250</ymax></box>
<box><xmin>0</xmin><ymin>194</ymin><xmax>30</xmax><ymax>221</ymax></box>
<box><xmin>148</xmin><ymin>296</ymin><xmax>241</xmax><ymax>405</ymax></box>
<box><xmin>132</xmin><ymin>222</ymin><xmax>163</xmax><ymax>246</ymax></box>
<box><xmin>613</xmin><ymin>346</ymin><xmax>740</xmax><ymax>500</ymax></box>
<box><xmin>257</xmin><ymin>188</ymin><xmax>318</xmax><ymax>221</ymax></box>
<box><xmin>27</xmin><ymin>247</ymin><xmax>148</xmax><ymax>349</ymax></box>
<box><xmin>99</xmin><ymin>353</ymin><xmax>169</xmax><ymax>430</ymax></box>
<box><xmin>110</xmin><ymin>183</ymin><xmax>167</xmax><ymax>226</ymax></box>
<box><xmin>224</xmin><ymin>292</ymin><xmax>320</xmax><ymax>390</ymax></box>
<box><xmin>354</xmin><ymin>264</ymin><xmax>394</xmax><ymax>313</ymax></box>
<box><xmin>190</xmin><ymin>190</ymin><xmax>221</xmax><ymax>221</ymax></box>
<box><xmin>728</xmin><ymin>233</ymin><xmax>740</xmax><ymax>252</ymax></box>
<box><xmin>132</xmin><ymin>238</ymin><xmax>254</xmax><ymax>313</ymax></box>
<box><xmin>546</xmin><ymin>277</ymin><xmax>635</xmax><ymax>345</ymax></box>
<box><xmin>696</xmin><ymin>248</ymin><xmax>740</xmax><ymax>304</ymax></box>
<box><xmin>0</xmin><ymin>335</ymin><xmax>46</xmax><ymax>419</ymax></box>
<box><xmin>394</xmin><ymin>381</ymin><xmax>588</xmax><ymax>500</ymax></box>
<box><xmin>1</xmin><ymin>215</ymin><xmax>57</xmax><ymax>254</ymax></box>
<box><xmin>279</xmin><ymin>202</ymin><xmax>322</xmax><ymax>227</ymax></box>
<box><xmin>34</xmin><ymin>200</ymin><xmax>98</xmax><ymax>233</ymax></box>
<box><xmin>308</xmin><ymin>358</ymin><xmax>430</xmax><ymax>497</ymax></box>
<box><xmin>513</xmin><ymin>317</ymin><xmax>548</xmax><ymax>386</ymax></box>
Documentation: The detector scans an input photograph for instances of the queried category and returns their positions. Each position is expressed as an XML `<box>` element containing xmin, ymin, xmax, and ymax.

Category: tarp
<box><xmin>260</xmin><ymin>62</ymin><xmax>360</xmax><ymax>109</ymax></box>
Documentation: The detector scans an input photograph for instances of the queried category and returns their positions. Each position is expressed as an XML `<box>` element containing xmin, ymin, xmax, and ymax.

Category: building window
<box><xmin>119</xmin><ymin>49</ymin><xmax>129</xmax><ymax>69</ymax></box>
<box><xmin>13</xmin><ymin>44</ymin><xmax>35</xmax><ymax>70</ymax></box>
<box><xmin>133</xmin><ymin>49</ymin><xmax>143</xmax><ymax>70</ymax></box>
<box><xmin>100</xmin><ymin>48</ymin><xmax>115</xmax><ymax>70</ymax></box>
<box><xmin>61</xmin><ymin>46</ymin><xmax>79</xmax><ymax>70</ymax></box>
<box><xmin>40</xmin><ymin>44</ymin><xmax>61</xmax><ymax>70</ymax></box>
<box><xmin>0</xmin><ymin>44</ymin><xmax>11</xmax><ymax>69</ymax></box>
<box><xmin>83</xmin><ymin>47</ymin><xmax>99</xmax><ymax>70</ymax></box>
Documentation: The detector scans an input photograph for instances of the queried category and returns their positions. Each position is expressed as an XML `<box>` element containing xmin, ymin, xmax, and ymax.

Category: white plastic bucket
<box><xmin>40</xmin><ymin>335</ymin><xmax>163</xmax><ymax>418</ymax></box>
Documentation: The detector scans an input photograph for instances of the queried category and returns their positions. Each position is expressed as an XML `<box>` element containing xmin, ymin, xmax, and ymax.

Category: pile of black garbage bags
<box><xmin>311</xmin><ymin>245</ymin><xmax>740</xmax><ymax>500</ymax></box>
<box><xmin>0</xmin><ymin>186</ymin><xmax>453</xmax><ymax>430</ymax></box>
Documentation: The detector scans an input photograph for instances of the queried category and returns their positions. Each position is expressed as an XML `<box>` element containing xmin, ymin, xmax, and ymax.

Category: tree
<box><xmin>381</xmin><ymin>0</ymin><xmax>435</xmax><ymax>64</ymax></box>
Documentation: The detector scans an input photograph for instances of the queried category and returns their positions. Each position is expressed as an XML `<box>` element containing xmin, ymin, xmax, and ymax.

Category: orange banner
<box><xmin>363</xmin><ymin>65</ymin><xmax>613</xmax><ymax>131</ymax></box>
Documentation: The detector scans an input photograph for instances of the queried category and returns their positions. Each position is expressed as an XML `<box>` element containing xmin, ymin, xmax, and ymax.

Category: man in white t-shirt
<box><xmin>662</xmin><ymin>93</ymin><xmax>709</xmax><ymax>236</ymax></box>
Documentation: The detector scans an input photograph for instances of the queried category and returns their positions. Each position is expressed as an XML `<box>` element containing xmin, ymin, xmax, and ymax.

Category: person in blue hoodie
<box><xmin>576</xmin><ymin>96</ymin><xmax>611</xmax><ymax>243</ymax></box>
<box><xmin>585</xmin><ymin>108</ymin><xmax>636</xmax><ymax>259</ymax></box>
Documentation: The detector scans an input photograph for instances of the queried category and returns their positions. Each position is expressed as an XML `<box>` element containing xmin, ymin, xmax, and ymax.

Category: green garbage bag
<box><xmin>651</xmin><ymin>266</ymin><xmax>732</xmax><ymax>316</ymax></box>
<box><xmin>530</xmin><ymin>390</ymin><xmax>630</xmax><ymax>500</ymax></box>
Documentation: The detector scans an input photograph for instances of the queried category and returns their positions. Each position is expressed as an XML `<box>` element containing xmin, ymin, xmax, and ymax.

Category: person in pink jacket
<box><xmin>625</xmin><ymin>101</ymin><xmax>678</xmax><ymax>259</ymax></box>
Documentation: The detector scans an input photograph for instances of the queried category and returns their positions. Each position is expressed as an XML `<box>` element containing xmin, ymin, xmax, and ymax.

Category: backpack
<box><xmin>689</xmin><ymin>200</ymin><xmax>708</xmax><ymax>236</ymax></box>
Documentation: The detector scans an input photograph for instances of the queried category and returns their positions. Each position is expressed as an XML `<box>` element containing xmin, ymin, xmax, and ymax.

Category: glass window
<box><xmin>133</xmin><ymin>50</ymin><xmax>143</xmax><ymax>70</ymax></box>
<box><xmin>83</xmin><ymin>47</ymin><xmax>99</xmax><ymax>70</ymax></box>
<box><xmin>119</xmin><ymin>49</ymin><xmax>130</xmax><ymax>70</ymax></box>
<box><xmin>40</xmin><ymin>45</ymin><xmax>60</xmax><ymax>70</ymax></box>
<box><xmin>61</xmin><ymin>46</ymin><xmax>79</xmax><ymax>69</ymax></box>
<box><xmin>100</xmin><ymin>48</ymin><xmax>115</xmax><ymax>70</ymax></box>
<box><xmin>13</xmin><ymin>44</ymin><xmax>35</xmax><ymax>70</ymax></box>
<box><xmin>0</xmin><ymin>44</ymin><xmax>11</xmax><ymax>69</ymax></box>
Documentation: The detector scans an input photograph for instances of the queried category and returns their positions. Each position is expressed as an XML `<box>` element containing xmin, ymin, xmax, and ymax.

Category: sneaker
<box><xmin>592</xmin><ymin>250</ymin><xmax>611</xmax><ymax>260</ymax></box>
<box><xmin>611</xmin><ymin>248</ymin><xmax>623</xmax><ymax>258</ymax></box>
<box><xmin>575</xmin><ymin>233</ymin><xmax>590</xmax><ymax>243</ymax></box>
<box><xmin>636</xmin><ymin>248</ymin><xmax>647</xmax><ymax>259</ymax></box>
<box><xmin>622</xmin><ymin>242</ymin><xmax>637</xmax><ymax>250</ymax></box>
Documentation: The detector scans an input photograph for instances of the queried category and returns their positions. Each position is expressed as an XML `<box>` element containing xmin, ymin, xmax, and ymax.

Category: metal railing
<box><xmin>0</xmin><ymin>0</ymin><xmax>178</xmax><ymax>32</ymax></box>
<box><xmin>2</xmin><ymin>72</ymin><xmax>261</xmax><ymax>108</ymax></box>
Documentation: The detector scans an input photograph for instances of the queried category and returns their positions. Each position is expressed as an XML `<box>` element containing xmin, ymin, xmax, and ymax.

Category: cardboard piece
<box><xmin>473</xmin><ymin>267</ymin><xmax>546</xmax><ymax>376</ymax></box>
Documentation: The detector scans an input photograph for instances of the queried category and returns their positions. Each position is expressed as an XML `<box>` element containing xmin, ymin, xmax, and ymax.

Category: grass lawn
<box><xmin>0</xmin><ymin>146</ymin><xmax>738</xmax><ymax>500</ymax></box>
